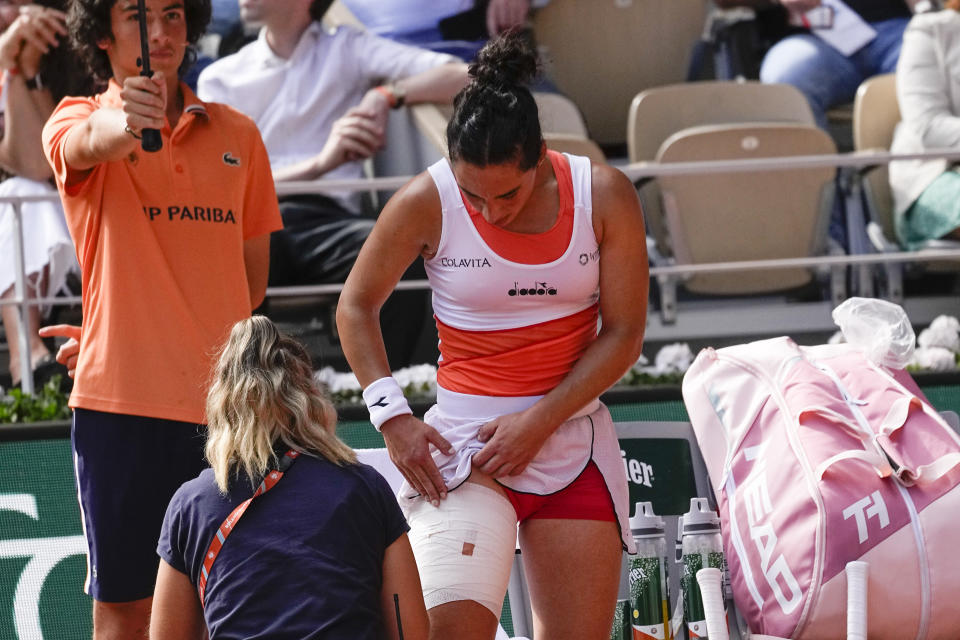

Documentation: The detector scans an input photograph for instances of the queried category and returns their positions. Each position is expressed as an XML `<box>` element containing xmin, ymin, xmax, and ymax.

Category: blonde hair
<box><xmin>205</xmin><ymin>316</ymin><xmax>356</xmax><ymax>492</ymax></box>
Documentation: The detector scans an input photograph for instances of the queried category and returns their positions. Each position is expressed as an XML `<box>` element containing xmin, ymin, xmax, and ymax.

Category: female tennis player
<box><xmin>337</xmin><ymin>31</ymin><xmax>649</xmax><ymax>640</ymax></box>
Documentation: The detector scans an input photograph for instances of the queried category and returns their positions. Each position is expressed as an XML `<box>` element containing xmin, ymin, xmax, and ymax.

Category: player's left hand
<box><xmin>38</xmin><ymin>324</ymin><xmax>81</xmax><ymax>378</ymax></box>
<box><xmin>472</xmin><ymin>409</ymin><xmax>552</xmax><ymax>478</ymax></box>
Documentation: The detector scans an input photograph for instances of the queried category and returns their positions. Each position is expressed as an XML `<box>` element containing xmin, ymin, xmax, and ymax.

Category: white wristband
<box><xmin>362</xmin><ymin>376</ymin><xmax>413</xmax><ymax>431</ymax></box>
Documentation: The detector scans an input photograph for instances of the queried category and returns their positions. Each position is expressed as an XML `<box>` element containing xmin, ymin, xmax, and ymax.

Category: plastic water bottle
<box><xmin>677</xmin><ymin>498</ymin><xmax>726</xmax><ymax>639</ymax></box>
<box><xmin>628</xmin><ymin>501</ymin><xmax>672</xmax><ymax>640</ymax></box>
<box><xmin>610</xmin><ymin>599</ymin><xmax>631</xmax><ymax>640</ymax></box>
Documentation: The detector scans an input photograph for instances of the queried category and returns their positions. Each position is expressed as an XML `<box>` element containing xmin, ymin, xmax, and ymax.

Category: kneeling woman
<box><xmin>150</xmin><ymin>316</ymin><xmax>428</xmax><ymax>640</ymax></box>
<box><xmin>337</xmin><ymin>33</ymin><xmax>649</xmax><ymax>640</ymax></box>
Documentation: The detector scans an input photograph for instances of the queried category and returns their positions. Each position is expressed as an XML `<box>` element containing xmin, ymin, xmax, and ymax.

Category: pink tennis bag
<box><xmin>681</xmin><ymin>337</ymin><xmax>960</xmax><ymax>639</ymax></box>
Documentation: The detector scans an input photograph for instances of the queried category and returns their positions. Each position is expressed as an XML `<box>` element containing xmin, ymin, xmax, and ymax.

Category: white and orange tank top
<box><xmin>424</xmin><ymin>151</ymin><xmax>600</xmax><ymax>419</ymax></box>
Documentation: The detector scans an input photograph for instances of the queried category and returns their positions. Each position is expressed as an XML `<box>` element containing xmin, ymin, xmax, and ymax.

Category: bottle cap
<box><xmin>630</xmin><ymin>501</ymin><xmax>665</xmax><ymax>537</ymax></box>
<box><xmin>681</xmin><ymin>497</ymin><xmax>720</xmax><ymax>534</ymax></box>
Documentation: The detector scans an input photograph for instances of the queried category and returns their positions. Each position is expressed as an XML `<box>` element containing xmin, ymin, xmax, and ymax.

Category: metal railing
<box><xmin>5</xmin><ymin>148</ymin><xmax>960</xmax><ymax>393</ymax></box>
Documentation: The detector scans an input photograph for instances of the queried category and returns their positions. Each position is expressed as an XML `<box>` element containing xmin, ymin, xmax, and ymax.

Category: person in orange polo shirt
<box><xmin>40</xmin><ymin>0</ymin><xmax>281</xmax><ymax>637</ymax></box>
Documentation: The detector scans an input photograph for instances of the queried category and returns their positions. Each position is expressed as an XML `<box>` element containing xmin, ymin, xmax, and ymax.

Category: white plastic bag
<box><xmin>831</xmin><ymin>297</ymin><xmax>915</xmax><ymax>369</ymax></box>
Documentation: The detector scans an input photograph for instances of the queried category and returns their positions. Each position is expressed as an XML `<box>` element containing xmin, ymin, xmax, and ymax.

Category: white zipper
<box><xmin>712</xmin><ymin>350</ymin><xmax>824</xmax><ymax>635</ymax></box>
<box><xmin>814</xmin><ymin>360</ymin><xmax>930</xmax><ymax>640</ymax></box>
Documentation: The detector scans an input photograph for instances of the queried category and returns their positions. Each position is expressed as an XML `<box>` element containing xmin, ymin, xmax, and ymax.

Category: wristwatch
<box><xmin>374</xmin><ymin>83</ymin><xmax>407</xmax><ymax>109</ymax></box>
<box><xmin>24</xmin><ymin>75</ymin><xmax>42</xmax><ymax>91</ymax></box>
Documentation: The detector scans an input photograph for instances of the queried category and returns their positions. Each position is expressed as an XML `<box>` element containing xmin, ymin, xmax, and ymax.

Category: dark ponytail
<box><xmin>446</xmin><ymin>30</ymin><xmax>543</xmax><ymax>170</ymax></box>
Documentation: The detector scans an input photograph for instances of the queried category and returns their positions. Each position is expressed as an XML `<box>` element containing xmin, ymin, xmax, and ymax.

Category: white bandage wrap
<box><xmin>362</xmin><ymin>376</ymin><xmax>413</xmax><ymax>431</ymax></box>
<box><xmin>405</xmin><ymin>483</ymin><xmax>518</xmax><ymax>616</ymax></box>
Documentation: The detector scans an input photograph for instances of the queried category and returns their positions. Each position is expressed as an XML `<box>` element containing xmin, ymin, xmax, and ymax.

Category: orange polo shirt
<box><xmin>42</xmin><ymin>81</ymin><xmax>282</xmax><ymax>424</ymax></box>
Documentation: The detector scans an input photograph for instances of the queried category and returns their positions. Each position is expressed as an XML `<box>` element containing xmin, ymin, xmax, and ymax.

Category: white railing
<box><xmin>5</xmin><ymin>148</ymin><xmax>960</xmax><ymax>393</ymax></box>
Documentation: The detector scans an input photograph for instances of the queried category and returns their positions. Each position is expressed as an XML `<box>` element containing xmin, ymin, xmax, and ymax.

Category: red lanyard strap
<box><xmin>197</xmin><ymin>449</ymin><xmax>300</xmax><ymax>607</ymax></box>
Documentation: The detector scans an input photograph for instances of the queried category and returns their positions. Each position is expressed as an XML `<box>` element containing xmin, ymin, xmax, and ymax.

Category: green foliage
<box><xmin>0</xmin><ymin>376</ymin><xmax>72</xmax><ymax>424</ymax></box>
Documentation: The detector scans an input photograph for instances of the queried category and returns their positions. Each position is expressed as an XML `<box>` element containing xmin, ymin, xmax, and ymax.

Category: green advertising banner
<box><xmin>0</xmin><ymin>382</ymin><xmax>956</xmax><ymax>638</ymax></box>
<box><xmin>0</xmin><ymin>438</ymin><xmax>91</xmax><ymax>639</ymax></box>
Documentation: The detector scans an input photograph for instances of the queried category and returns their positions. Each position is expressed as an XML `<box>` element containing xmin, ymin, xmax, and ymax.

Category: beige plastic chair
<box><xmin>323</xmin><ymin>0</ymin><xmax>364</xmax><ymax>29</ymax></box>
<box><xmin>532</xmin><ymin>0</ymin><xmax>707</xmax><ymax>146</ymax></box>
<box><xmin>853</xmin><ymin>72</ymin><xmax>959</xmax><ymax>281</ymax></box>
<box><xmin>410</xmin><ymin>93</ymin><xmax>595</xmax><ymax>159</ymax></box>
<box><xmin>544</xmin><ymin>133</ymin><xmax>606</xmax><ymax>164</ymax></box>
<box><xmin>853</xmin><ymin>73</ymin><xmax>899</xmax><ymax>243</ymax></box>
<box><xmin>656</xmin><ymin>123</ymin><xmax>837</xmax><ymax>296</ymax></box>
<box><xmin>628</xmin><ymin>81</ymin><xmax>816</xmax><ymax>258</ymax></box>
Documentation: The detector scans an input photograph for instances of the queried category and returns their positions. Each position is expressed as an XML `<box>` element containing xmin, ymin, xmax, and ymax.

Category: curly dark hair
<box><xmin>67</xmin><ymin>0</ymin><xmax>211</xmax><ymax>82</ymax></box>
<box><xmin>446</xmin><ymin>30</ymin><xmax>543</xmax><ymax>171</ymax></box>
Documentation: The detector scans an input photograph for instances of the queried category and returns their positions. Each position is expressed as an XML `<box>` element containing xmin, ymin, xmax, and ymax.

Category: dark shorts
<box><xmin>72</xmin><ymin>408</ymin><xmax>207</xmax><ymax>602</ymax></box>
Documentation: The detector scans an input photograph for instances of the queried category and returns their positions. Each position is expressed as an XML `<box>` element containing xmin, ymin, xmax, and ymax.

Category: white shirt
<box><xmin>197</xmin><ymin>22</ymin><xmax>456</xmax><ymax>209</ymax></box>
<box><xmin>890</xmin><ymin>10</ymin><xmax>960</xmax><ymax>216</ymax></box>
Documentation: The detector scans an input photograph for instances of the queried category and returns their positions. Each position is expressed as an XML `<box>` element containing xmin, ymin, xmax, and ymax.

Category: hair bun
<box><xmin>469</xmin><ymin>30</ymin><xmax>539</xmax><ymax>88</ymax></box>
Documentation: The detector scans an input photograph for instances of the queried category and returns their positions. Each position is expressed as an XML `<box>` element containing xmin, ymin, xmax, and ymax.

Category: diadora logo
<box><xmin>439</xmin><ymin>257</ymin><xmax>492</xmax><ymax>268</ymax></box>
<box><xmin>842</xmin><ymin>490</ymin><xmax>889</xmax><ymax>544</ymax></box>
<box><xmin>508</xmin><ymin>281</ymin><xmax>558</xmax><ymax>296</ymax></box>
<box><xmin>222</xmin><ymin>152</ymin><xmax>241</xmax><ymax>167</ymax></box>
<box><xmin>579</xmin><ymin>249</ymin><xmax>600</xmax><ymax>265</ymax></box>
<box><xmin>739</xmin><ymin>442</ymin><xmax>803</xmax><ymax>614</ymax></box>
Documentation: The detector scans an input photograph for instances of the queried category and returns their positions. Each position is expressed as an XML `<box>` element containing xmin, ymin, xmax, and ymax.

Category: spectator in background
<box><xmin>341</xmin><ymin>0</ymin><xmax>548</xmax><ymax>61</ymax></box>
<box><xmin>41</xmin><ymin>0</ymin><xmax>281</xmax><ymax>636</ymax></box>
<box><xmin>197</xmin><ymin>0</ymin><xmax>468</xmax><ymax>368</ymax></box>
<box><xmin>715</xmin><ymin>0</ymin><xmax>915</xmax><ymax>129</ymax></box>
<box><xmin>0</xmin><ymin>0</ymin><xmax>94</xmax><ymax>390</ymax></box>
<box><xmin>151</xmin><ymin>316</ymin><xmax>427</xmax><ymax>640</ymax></box>
<box><xmin>889</xmin><ymin>1</ymin><xmax>960</xmax><ymax>249</ymax></box>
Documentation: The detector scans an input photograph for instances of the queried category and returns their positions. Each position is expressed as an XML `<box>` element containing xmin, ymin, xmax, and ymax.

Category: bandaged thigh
<box><xmin>405</xmin><ymin>482</ymin><xmax>518</xmax><ymax>617</ymax></box>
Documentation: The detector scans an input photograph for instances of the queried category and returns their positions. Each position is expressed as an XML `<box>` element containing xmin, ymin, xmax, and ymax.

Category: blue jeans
<box><xmin>759</xmin><ymin>18</ymin><xmax>909</xmax><ymax>128</ymax></box>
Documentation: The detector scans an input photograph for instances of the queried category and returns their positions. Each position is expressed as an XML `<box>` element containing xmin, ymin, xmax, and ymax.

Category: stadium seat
<box><xmin>627</xmin><ymin>81</ymin><xmax>815</xmax><ymax>259</ymax></box>
<box><xmin>409</xmin><ymin>92</ymin><xmax>597</xmax><ymax>160</ymax></box>
<box><xmin>542</xmin><ymin>133</ymin><xmax>606</xmax><ymax>164</ymax></box>
<box><xmin>853</xmin><ymin>73</ymin><xmax>960</xmax><ymax>298</ymax></box>
<box><xmin>655</xmin><ymin>122</ymin><xmax>841</xmax><ymax>300</ymax></box>
<box><xmin>532</xmin><ymin>0</ymin><xmax>707</xmax><ymax>147</ymax></box>
<box><xmin>853</xmin><ymin>73</ymin><xmax>899</xmax><ymax>247</ymax></box>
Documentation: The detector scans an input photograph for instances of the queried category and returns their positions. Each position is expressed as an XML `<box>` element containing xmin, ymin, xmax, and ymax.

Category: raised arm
<box><xmin>60</xmin><ymin>73</ymin><xmax>169</xmax><ymax>172</ymax></box>
<box><xmin>473</xmin><ymin>164</ymin><xmax>649</xmax><ymax>477</ymax></box>
<box><xmin>0</xmin><ymin>5</ymin><xmax>65</xmax><ymax>180</ymax></box>
<box><xmin>336</xmin><ymin>174</ymin><xmax>453</xmax><ymax>504</ymax></box>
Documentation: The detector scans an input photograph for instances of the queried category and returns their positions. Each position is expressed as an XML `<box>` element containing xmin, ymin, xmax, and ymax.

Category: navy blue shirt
<box><xmin>158</xmin><ymin>455</ymin><xmax>409</xmax><ymax>639</ymax></box>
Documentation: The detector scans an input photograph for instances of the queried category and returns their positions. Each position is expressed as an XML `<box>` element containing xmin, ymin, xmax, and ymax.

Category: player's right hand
<box><xmin>119</xmin><ymin>70</ymin><xmax>167</xmax><ymax>137</ymax></box>
<box><xmin>381</xmin><ymin>414</ymin><xmax>454</xmax><ymax>506</ymax></box>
